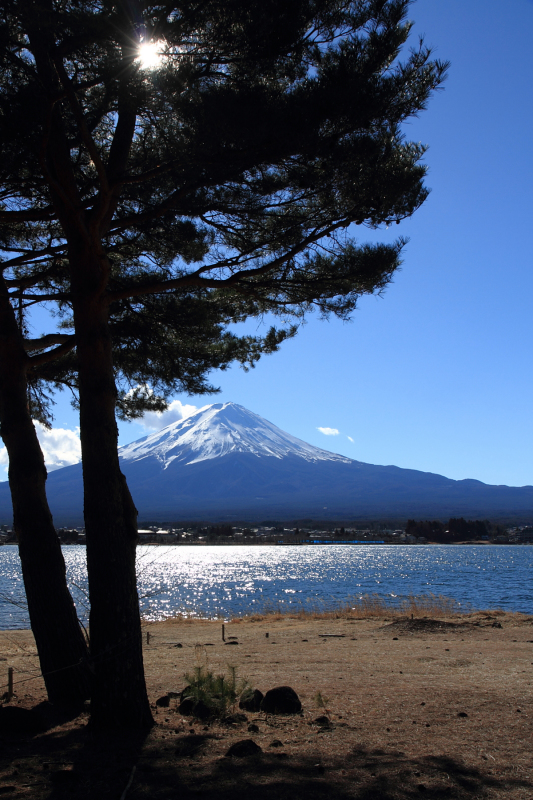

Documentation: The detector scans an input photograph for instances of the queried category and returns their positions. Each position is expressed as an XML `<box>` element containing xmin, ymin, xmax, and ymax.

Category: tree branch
<box><xmin>53</xmin><ymin>55</ymin><xmax>110</xmax><ymax>194</ymax></box>
<box><xmin>19</xmin><ymin>292</ymin><xmax>71</xmax><ymax>304</ymax></box>
<box><xmin>108</xmin><ymin>217</ymin><xmax>352</xmax><ymax>302</ymax></box>
<box><xmin>24</xmin><ymin>333</ymin><xmax>74</xmax><ymax>353</ymax></box>
<box><xmin>2</xmin><ymin>245</ymin><xmax>66</xmax><ymax>275</ymax></box>
<box><xmin>28</xmin><ymin>339</ymin><xmax>76</xmax><ymax>367</ymax></box>
<box><xmin>120</xmin><ymin>160</ymin><xmax>180</xmax><ymax>185</ymax></box>
<box><xmin>0</xmin><ymin>207</ymin><xmax>56</xmax><ymax>223</ymax></box>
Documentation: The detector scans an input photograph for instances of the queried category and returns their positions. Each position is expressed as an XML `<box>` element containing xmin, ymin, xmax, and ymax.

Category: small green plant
<box><xmin>313</xmin><ymin>690</ymin><xmax>331</xmax><ymax>718</ymax></box>
<box><xmin>182</xmin><ymin>664</ymin><xmax>249</xmax><ymax>718</ymax></box>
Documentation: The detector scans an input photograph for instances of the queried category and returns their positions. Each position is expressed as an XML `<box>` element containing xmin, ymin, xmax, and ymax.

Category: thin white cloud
<box><xmin>124</xmin><ymin>385</ymin><xmax>200</xmax><ymax>431</ymax></box>
<box><xmin>35</xmin><ymin>423</ymin><xmax>81</xmax><ymax>470</ymax></box>
<box><xmin>317</xmin><ymin>427</ymin><xmax>340</xmax><ymax>436</ymax></box>
<box><xmin>0</xmin><ymin>422</ymin><xmax>81</xmax><ymax>478</ymax></box>
<box><xmin>347</xmin><ymin>436</ymin><xmax>354</xmax><ymax>443</ymax></box>
<box><xmin>140</xmin><ymin>399</ymin><xmax>199</xmax><ymax>431</ymax></box>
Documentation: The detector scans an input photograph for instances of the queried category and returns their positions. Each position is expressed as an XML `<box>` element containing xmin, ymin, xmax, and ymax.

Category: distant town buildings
<box><xmin>0</xmin><ymin>522</ymin><xmax>532</xmax><ymax>546</ymax></box>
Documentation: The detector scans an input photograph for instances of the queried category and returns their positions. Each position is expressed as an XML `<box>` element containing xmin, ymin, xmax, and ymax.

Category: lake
<box><xmin>0</xmin><ymin>544</ymin><xmax>531</xmax><ymax>630</ymax></box>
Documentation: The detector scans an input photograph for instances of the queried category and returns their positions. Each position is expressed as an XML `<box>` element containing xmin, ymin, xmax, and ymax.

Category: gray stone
<box><xmin>178</xmin><ymin>697</ymin><xmax>196</xmax><ymax>716</ymax></box>
<box><xmin>260</xmin><ymin>686</ymin><xmax>301</xmax><ymax>715</ymax></box>
<box><xmin>156</xmin><ymin>694</ymin><xmax>170</xmax><ymax>707</ymax></box>
<box><xmin>178</xmin><ymin>697</ymin><xmax>212</xmax><ymax>719</ymax></box>
<box><xmin>225</xmin><ymin>739</ymin><xmax>262</xmax><ymax>758</ymax></box>
<box><xmin>239</xmin><ymin>688</ymin><xmax>264</xmax><ymax>712</ymax></box>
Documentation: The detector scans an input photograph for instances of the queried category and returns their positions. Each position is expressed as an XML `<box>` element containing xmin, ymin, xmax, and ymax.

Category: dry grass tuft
<box><xmin>146</xmin><ymin>595</ymin><xmax>533</xmax><ymax>627</ymax></box>
<box><xmin>229</xmin><ymin>593</ymin><xmax>468</xmax><ymax>623</ymax></box>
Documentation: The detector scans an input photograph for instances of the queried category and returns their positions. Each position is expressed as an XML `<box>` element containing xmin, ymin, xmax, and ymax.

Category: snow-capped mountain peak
<box><xmin>118</xmin><ymin>402</ymin><xmax>352</xmax><ymax>468</ymax></box>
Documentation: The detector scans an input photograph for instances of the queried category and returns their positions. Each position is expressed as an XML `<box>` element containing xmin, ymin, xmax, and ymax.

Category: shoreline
<box><xmin>3</xmin><ymin>602</ymin><xmax>533</xmax><ymax>633</ymax></box>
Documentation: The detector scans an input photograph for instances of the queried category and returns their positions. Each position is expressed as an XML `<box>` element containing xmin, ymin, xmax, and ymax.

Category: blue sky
<box><xmin>4</xmin><ymin>0</ymin><xmax>532</xmax><ymax>487</ymax></box>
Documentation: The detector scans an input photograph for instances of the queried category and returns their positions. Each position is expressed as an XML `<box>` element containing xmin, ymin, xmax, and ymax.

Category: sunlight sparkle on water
<box><xmin>0</xmin><ymin>544</ymin><xmax>532</xmax><ymax>629</ymax></box>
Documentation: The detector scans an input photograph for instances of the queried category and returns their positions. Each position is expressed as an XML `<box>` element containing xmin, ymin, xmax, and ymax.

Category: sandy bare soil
<box><xmin>0</xmin><ymin>610</ymin><xmax>532</xmax><ymax>799</ymax></box>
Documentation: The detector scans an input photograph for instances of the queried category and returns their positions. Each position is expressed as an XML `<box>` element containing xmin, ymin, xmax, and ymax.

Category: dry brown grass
<box><xmin>229</xmin><ymin>592</ymin><xmax>467</xmax><ymax>623</ymax></box>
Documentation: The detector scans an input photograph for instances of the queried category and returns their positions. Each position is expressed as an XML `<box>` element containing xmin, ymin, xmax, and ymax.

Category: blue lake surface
<box><xmin>0</xmin><ymin>544</ymin><xmax>531</xmax><ymax>629</ymax></box>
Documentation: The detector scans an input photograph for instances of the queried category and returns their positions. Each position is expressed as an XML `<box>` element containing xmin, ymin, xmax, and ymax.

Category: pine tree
<box><xmin>0</xmin><ymin>0</ymin><xmax>447</xmax><ymax>726</ymax></box>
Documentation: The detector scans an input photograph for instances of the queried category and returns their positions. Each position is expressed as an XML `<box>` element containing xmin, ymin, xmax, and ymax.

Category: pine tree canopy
<box><xmin>30</xmin><ymin>290</ymin><xmax>295</xmax><ymax>426</ymax></box>
<box><xmin>0</xmin><ymin>0</ymin><xmax>448</xmax><ymax>404</ymax></box>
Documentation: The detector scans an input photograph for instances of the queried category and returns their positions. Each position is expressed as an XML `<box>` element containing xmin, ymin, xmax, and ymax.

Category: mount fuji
<box><xmin>118</xmin><ymin>402</ymin><xmax>353</xmax><ymax>468</ymax></box>
<box><xmin>1</xmin><ymin>402</ymin><xmax>532</xmax><ymax>524</ymax></box>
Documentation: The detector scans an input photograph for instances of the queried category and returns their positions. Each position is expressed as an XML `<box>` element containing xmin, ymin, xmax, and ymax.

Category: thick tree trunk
<box><xmin>0</xmin><ymin>284</ymin><xmax>91</xmax><ymax>708</ymax></box>
<box><xmin>22</xmin><ymin>10</ymin><xmax>149</xmax><ymax>724</ymax></box>
<box><xmin>71</xmin><ymin>249</ymin><xmax>152</xmax><ymax>728</ymax></box>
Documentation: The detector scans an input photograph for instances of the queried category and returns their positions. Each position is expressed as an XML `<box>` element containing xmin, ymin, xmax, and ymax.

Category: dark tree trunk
<box><xmin>0</xmin><ymin>282</ymin><xmax>91</xmax><ymax>708</ymax></box>
<box><xmin>20</xmin><ymin>17</ymin><xmax>150</xmax><ymax>725</ymax></box>
<box><xmin>71</xmin><ymin>247</ymin><xmax>153</xmax><ymax>728</ymax></box>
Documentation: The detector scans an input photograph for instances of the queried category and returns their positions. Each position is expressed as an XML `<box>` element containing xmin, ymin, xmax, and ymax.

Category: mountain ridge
<box><xmin>0</xmin><ymin>402</ymin><xmax>531</xmax><ymax>524</ymax></box>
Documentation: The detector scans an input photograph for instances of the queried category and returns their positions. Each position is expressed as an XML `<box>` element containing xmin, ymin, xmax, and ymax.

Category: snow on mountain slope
<box><xmin>119</xmin><ymin>402</ymin><xmax>352</xmax><ymax>468</ymax></box>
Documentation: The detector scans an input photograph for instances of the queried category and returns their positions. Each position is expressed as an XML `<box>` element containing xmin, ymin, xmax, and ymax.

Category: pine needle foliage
<box><xmin>182</xmin><ymin>664</ymin><xmax>248</xmax><ymax>718</ymax></box>
<box><xmin>0</xmin><ymin>0</ymin><xmax>448</xmax><ymax>408</ymax></box>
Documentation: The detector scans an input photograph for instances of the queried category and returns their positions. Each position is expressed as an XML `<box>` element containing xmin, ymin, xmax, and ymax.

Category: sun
<box><xmin>137</xmin><ymin>40</ymin><xmax>165</xmax><ymax>70</ymax></box>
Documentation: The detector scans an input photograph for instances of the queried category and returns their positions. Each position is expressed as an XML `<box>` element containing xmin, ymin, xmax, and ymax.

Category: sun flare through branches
<box><xmin>137</xmin><ymin>39</ymin><xmax>166</xmax><ymax>69</ymax></box>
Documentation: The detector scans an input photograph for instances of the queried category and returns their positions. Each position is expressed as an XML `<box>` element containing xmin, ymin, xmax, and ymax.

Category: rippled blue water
<box><xmin>0</xmin><ymin>544</ymin><xmax>531</xmax><ymax>629</ymax></box>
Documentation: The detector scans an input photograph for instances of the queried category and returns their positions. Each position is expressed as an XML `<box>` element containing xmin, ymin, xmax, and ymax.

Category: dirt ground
<box><xmin>0</xmin><ymin>609</ymin><xmax>532</xmax><ymax>799</ymax></box>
